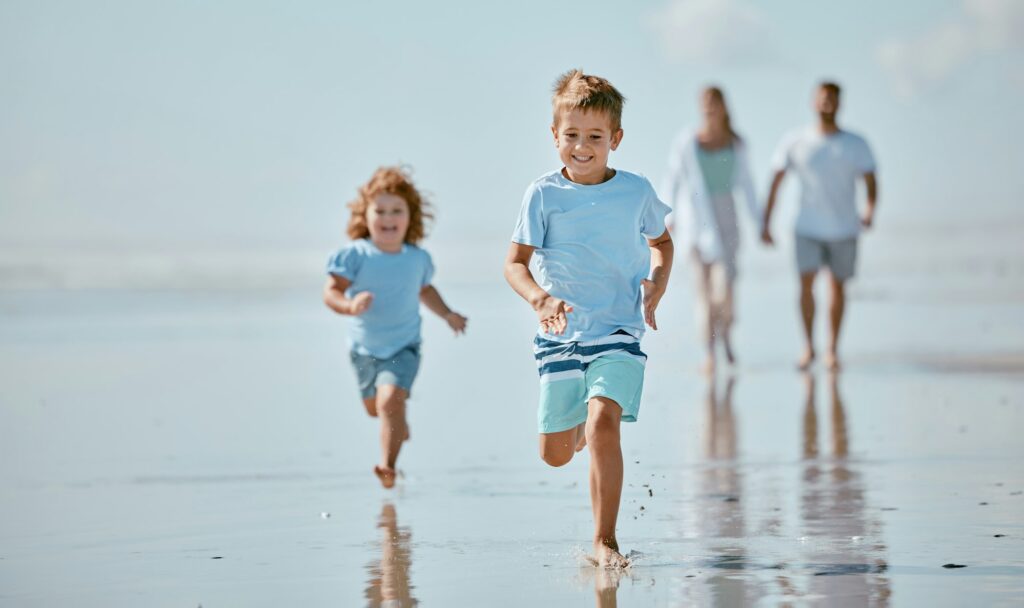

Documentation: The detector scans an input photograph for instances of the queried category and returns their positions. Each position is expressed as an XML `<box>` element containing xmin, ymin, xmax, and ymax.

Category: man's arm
<box><xmin>642</xmin><ymin>229</ymin><xmax>674</xmax><ymax>330</ymax></box>
<box><xmin>503</xmin><ymin>242</ymin><xmax>572</xmax><ymax>335</ymax></box>
<box><xmin>861</xmin><ymin>172</ymin><xmax>878</xmax><ymax>228</ymax></box>
<box><xmin>761</xmin><ymin>169</ymin><xmax>786</xmax><ymax>245</ymax></box>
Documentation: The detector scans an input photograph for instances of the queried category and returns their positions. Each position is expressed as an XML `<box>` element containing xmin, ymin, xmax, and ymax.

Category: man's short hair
<box><xmin>551</xmin><ymin>69</ymin><xmax>626</xmax><ymax>131</ymax></box>
<box><xmin>819</xmin><ymin>81</ymin><xmax>842</xmax><ymax>96</ymax></box>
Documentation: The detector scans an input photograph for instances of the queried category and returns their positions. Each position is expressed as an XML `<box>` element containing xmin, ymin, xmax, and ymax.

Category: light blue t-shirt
<box><xmin>511</xmin><ymin>169</ymin><xmax>671</xmax><ymax>343</ymax></box>
<box><xmin>326</xmin><ymin>239</ymin><xmax>434</xmax><ymax>359</ymax></box>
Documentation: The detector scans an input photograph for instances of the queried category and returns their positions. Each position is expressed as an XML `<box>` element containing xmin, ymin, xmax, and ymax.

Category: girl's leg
<box><xmin>363</xmin><ymin>397</ymin><xmax>378</xmax><ymax>417</ymax></box>
<box><xmin>586</xmin><ymin>396</ymin><xmax>628</xmax><ymax>568</ymax></box>
<box><xmin>374</xmin><ymin>384</ymin><xmax>408</xmax><ymax>488</ymax></box>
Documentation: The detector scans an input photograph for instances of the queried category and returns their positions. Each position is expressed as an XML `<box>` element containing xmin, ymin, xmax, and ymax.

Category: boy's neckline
<box><xmin>558</xmin><ymin>167</ymin><xmax>618</xmax><ymax>186</ymax></box>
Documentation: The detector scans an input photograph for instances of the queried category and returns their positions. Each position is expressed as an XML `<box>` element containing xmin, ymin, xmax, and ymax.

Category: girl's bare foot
<box><xmin>373</xmin><ymin>465</ymin><xmax>397</xmax><ymax>489</ymax></box>
<box><xmin>593</xmin><ymin>538</ymin><xmax>630</xmax><ymax>569</ymax></box>
<box><xmin>574</xmin><ymin>421</ymin><xmax>587</xmax><ymax>452</ymax></box>
<box><xmin>797</xmin><ymin>349</ymin><xmax>815</xmax><ymax>371</ymax></box>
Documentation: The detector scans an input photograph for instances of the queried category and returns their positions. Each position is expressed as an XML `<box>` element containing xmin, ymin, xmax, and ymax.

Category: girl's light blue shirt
<box><xmin>326</xmin><ymin>239</ymin><xmax>434</xmax><ymax>359</ymax></box>
<box><xmin>511</xmin><ymin>169</ymin><xmax>670</xmax><ymax>343</ymax></box>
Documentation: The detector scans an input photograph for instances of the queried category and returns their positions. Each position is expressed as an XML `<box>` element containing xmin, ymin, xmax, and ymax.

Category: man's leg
<box><xmin>586</xmin><ymin>396</ymin><xmax>628</xmax><ymax>568</ymax></box>
<box><xmin>374</xmin><ymin>384</ymin><xmax>408</xmax><ymax>488</ymax></box>
<box><xmin>826</xmin><ymin>274</ymin><xmax>846</xmax><ymax>371</ymax></box>
<box><xmin>798</xmin><ymin>272</ymin><xmax>817</xmax><ymax>370</ymax></box>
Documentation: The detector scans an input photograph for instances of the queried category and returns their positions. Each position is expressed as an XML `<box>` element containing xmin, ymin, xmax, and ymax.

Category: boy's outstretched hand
<box><xmin>349</xmin><ymin>291</ymin><xmax>374</xmax><ymax>315</ymax></box>
<box><xmin>642</xmin><ymin>279</ymin><xmax>665</xmax><ymax>330</ymax></box>
<box><xmin>445</xmin><ymin>311</ymin><xmax>468</xmax><ymax>335</ymax></box>
<box><xmin>536</xmin><ymin>295</ymin><xmax>573</xmax><ymax>335</ymax></box>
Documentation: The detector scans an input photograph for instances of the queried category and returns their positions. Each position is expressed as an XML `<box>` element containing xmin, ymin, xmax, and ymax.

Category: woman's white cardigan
<box><xmin>661</xmin><ymin>129</ymin><xmax>762</xmax><ymax>262</ymax></box>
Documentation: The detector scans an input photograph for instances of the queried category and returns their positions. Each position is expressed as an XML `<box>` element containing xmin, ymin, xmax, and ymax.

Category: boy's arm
<box><xmin>323</xmin><ymin>275</ymin><xmax>372</xmax><ymax>315</ymax></box>
<box><xmin>861</xmin><ymin>172</ymin><xmax>878</xmax><ymax>228</ymax></box>
<box><xmin>503</xmin><ymin>242</ymin><xmax>572</xmax><ymax>335</ymax></box>
<box><xmin>420</xmin><ymin>285</ymin><xmax>467</xmax><ymax>335</ymax></box>
<box><xmin>761</xmin><ymin>169</ymin><xmax>786</xmax><ymax>245</ymax></box>
<box><xmin>642</xmin><ymin>229</ymin><xmax>674</xmax><ymax>330</ymax></box>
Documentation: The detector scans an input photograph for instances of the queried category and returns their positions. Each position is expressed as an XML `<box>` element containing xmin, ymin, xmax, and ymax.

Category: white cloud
<box><xmin>877</xmin><ymin>0</ymin><xmax>1024</xmax><ymax>98</ymax></box>
<box><xmin>646</xmin><ymin>0</ymin><xmax>776</xmax><ymax>68</ymax></box>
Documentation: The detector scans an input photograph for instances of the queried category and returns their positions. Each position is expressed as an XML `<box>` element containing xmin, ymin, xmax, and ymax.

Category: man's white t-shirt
<box><xmin>770</xmin><ymin>127</ymin><xmax>876</xmax><ymax>240</ymax></box>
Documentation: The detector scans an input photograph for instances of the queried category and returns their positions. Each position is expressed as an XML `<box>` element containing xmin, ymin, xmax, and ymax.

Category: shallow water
<box><xmin>1</xmin><ymin>227</ymin><xmax>1023</xmax><ymax>606</ymax></box>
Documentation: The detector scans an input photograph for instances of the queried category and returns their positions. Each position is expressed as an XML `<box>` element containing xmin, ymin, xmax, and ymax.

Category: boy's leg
<box><xmin>539</xmin><ymin>428</ymin><xmax>580</xmax><ymax>467</ymax></box>
<box><xmin>798</xmin><ymin>272</ymin><xmax>817</xmax><ymax>369</ymax></box>
<box><xmin>375</xmin><ymin>384</ymin><xmax>408</xmax><ymax>488</ymax></box>
<box><xmin>586</xmin><ymin>396</ymin><xmax>628</xmax><ymax>568</ymax></box>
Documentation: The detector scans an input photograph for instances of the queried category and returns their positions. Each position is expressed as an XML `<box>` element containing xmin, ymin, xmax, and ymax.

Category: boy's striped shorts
<box><xmin>532</xmin><ymin>330</ymin><xmax>647</xmax><ymax>434</ymax></box>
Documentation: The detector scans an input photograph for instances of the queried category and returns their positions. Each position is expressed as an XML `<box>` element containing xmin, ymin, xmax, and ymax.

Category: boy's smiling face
<box><xmin>551</xmin><ymin>108</ymin><xmax>623</xmax><ymax>185</ymax></box>
<box><xmin>366</xmin><ymin>192</ymin><xmax>410</xmax><ymax>252</ymax></box>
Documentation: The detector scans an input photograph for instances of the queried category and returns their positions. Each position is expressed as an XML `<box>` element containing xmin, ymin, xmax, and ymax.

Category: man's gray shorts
<box><xmin>795</xmin><ymin>235</ymin><xmax>858</xmax><ymax>281</ymax></box>
<box><xmin>349</xmin><ymin>344</ymin><xmax>421</xmax><ymax>399</ymax></box>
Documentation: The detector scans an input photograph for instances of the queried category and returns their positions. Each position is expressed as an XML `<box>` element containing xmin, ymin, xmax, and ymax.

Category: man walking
<box><xmin>762</xmin><ymin>82</ymin><xmax>878</xmax><ymax>371</ymax></box>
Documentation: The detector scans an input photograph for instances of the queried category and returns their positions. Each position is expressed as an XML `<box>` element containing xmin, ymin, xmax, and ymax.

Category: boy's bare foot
<box><xmin>574</xmin><ymin>421</ymin><xmax>587</xmax><ymax>452</ymax></box>
<box><xmin>797</xmin><ymin>349</ymin><xmax>815</xmax><ymax>371</ymax></box>
<box><xmin>593</xmin><ymin>538</ymin><xmax>630</xmax><ymax>569</ymax></box>
<box><xmin>824</xmin><ymin>351</ymin><xmax>840</xmax><ymax>372</ymax></box>
<box><xmin>373</xmin><ymin>465</ymin><xmax>397</xmax><ymax>489</ymax></box>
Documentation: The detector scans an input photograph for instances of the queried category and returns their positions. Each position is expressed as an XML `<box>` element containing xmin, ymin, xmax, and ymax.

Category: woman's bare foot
<box><xmin>574</xmin><ymin>421</ymin><xmax>587</xmax><ymax>452</ymax></box>
<box><xmin>797</xmin><ymin>349</ymin><xmax>815</xmax><ymax>371</ymax></box>
<box><xmin>374</xmin><ymin>465</ymin><xmax>397</xmax><ymax>489</ymax></box>
<box><xmin>593</xmin><ymin>538</ymin><xmax>630</xmax><ymax>569</ymax></box>
<box><xmin>824</xmin><ymin>351</ymin><xmax>840</xmax><ymax>372</ymax></box>
<box><xmin>700</xmin><ymin>354</ymin><xmax>716</xmax><ymax>376</ymax></box>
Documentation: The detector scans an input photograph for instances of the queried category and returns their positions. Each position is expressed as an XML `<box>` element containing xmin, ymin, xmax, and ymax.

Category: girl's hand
<box><xmin>349</xmin><ymin>291</ymin><xmax>374</xmax><ymax>315</ymax></box>
<box><xmin>641</xmin><ymin>279</ymin><xmax>665</xmax><ymax>330</ymax></box>
<box><xmin>536</xmin><ymin>296</ymin><xmax>573</xmax><ymax>335</ymax></box>
<box><xmin>445</xmin><ymin>311</ymin><xmax>468</xmax><ymax>335</ymax></box>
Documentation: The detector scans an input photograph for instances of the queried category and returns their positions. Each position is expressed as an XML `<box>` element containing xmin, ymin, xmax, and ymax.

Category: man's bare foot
<box><xmin>574</xmin><ymin>421</ymin><xmax>587</xmax><ymax>452</ymax></box>
<box><xmin>723</xmin><ymin>338</ymin><xmax>736</xmax><ymax>365</ymax></box>
<box><xmin>824</xmin><ymin>351</ymin><xmax>840</xmax><ymax>372</ymax></box>
<box><xmin>797</xmin><ymin>349</ymin><xmax>815</xmax><ymax>371</ymax></box>
<box><xmin>593</xmin><ymin>538</ymin><xmax>630</xmax><ymax>569</ymax></box>
<box><xmin>373</xmin><ymin>465</ymin><xmax>396</xmax><ymax>489</ymax></box>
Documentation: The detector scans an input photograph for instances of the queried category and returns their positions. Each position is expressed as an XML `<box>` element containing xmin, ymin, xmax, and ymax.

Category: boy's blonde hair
<box><xmin>347</xmin><ymin>166</ymin><xmax>433</xmax><ymax>245</ymax></box>
<box><xmin>551</xmin><ymin>69</ymin><xmax>626</xmax><ymax>132</ymax></box>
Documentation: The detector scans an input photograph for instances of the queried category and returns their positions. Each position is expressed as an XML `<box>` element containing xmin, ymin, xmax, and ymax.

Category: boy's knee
<box><xmin>586</xmin><ymin>399</ymin><xmax>621</xmax><ymax>441</ymax></box>
<box><xmin>540</xmin><ymin>447</ymin><xmax>573</xmax><ymax>467</ymax></box>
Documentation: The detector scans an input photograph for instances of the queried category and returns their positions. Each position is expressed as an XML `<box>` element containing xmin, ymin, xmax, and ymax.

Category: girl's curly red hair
<box><xmin>347</xmin><ymin>166</ymin><xmax>433</xmax><ymax>245</ymax></box>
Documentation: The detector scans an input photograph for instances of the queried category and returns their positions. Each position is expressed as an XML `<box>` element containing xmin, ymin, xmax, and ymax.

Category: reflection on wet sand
<box><xmin>364</xmin><ymin>502</ymin><xmax>418</xmax><ymax>607</ymax></box>
<box><xmin>795</xmin><ymin>372</ymin><xmax>891</xmax><ymax>605</ymax></box>
<box><xmin>694</xmin><ymin>374</ymin><xmax>764</xmax><ymax>606</ymax></box>
<box><xmin>681</xmin><ymin>372</ymin><xmax>891</xmax><ymax>606</ymax></box>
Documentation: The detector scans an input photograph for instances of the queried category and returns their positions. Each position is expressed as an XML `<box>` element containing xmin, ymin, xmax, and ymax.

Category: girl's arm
<box><xmin>420</xmin><ymin>285</ymin><xmax>467</xmax><ymax>335</ymax></box>
<box><xmin>323</xmin><ymin>275</ymin><xmax>372</xmax><ymax>315</ymax></box>
<box><xmin>504</xmin><ymin>242</ymin><xmax>572</xmax><ymax>335</ymax></box>
<box><xmin>642</xmin><ymin>229</ymin><xmax>674</xmax><ymax>331</ymax></box>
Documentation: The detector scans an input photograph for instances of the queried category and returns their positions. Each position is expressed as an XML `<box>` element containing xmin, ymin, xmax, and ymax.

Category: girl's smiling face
<box><xmin>366</xmin><ymin>193</ymin><xmax>410</xmax><ymax>252</ymax></box>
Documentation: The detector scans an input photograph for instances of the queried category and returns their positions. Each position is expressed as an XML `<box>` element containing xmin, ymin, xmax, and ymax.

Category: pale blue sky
<box><xmin>2</xmin><ymin>0</ymin><xmax>1022</xmax><ymax>253</ymax></box>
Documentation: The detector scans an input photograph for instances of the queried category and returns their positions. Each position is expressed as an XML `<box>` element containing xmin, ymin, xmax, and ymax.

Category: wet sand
<box><xmin>1</xmin><ymin>227</ymin><xmax>1023</xmax><ymax>606</ymax></box>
